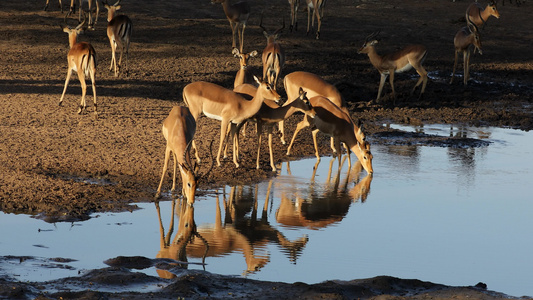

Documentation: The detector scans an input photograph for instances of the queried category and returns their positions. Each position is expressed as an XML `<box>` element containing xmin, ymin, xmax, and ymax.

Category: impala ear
<box><xmin>232</xmin><ymin>47</ymin><xmax>240</xmax><ymax>57</ymax></box>
<box><xmin>254</xmin><ymin>75</ymin><xmax>261</xmax><ymax>85</ymax></box>
<box><xmin>370</xmin><ymin>39</ymin><xmax>379</xmax><ymax>45</ymax></box>
<box><xmin>249</xmin><ymin>50</ymin><xmax>258</xmax><ymax>57</ymax></box>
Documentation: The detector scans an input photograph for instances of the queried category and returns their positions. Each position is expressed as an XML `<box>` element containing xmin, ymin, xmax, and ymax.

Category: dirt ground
<box><xmin>1</xmin><ymin>0</ymin><xmax>532</xmax><ymax>298</ymax></box>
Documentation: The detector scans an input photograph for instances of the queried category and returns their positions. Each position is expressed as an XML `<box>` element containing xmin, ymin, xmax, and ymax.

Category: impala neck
<box><xmin>365</xmin><ymin>46</ymin><xmax>384</xmax><ymax>70</ymax></box>
<box><xmin>68</xmin><ymin>32</ymin><xmax>78</xmax><ymax>48</ymax></box>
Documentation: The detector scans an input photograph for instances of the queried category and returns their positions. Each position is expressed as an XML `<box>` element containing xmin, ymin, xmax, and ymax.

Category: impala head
<box><xmin>179</xmin><ymin>140</ymin><xmax>215</xmax><ymax>205</ymax></box>
<box><xmin>102</xmin><ymin>0</ymin><xmax>122</xmax><ymax>21</ymax></box>
<box><xmin>61</xmin><ymin>13</ymin><xmax>87</xmax><ymax>40</ymax></box>
<box><xmin>259</xmin><ymin>14</ymin><xmax>285</xmax><ymax>41</ymax></box>
<box><xmin>232</xmin><ymin>48</ymin><xmax>257</xmax><ymax>70</ymax></box>
<box><xmin>292</xmin><ymin>87</ymin><xmax>316</xmax><ymax>116</ymax></box>
<box><xmin>470</xmin><ymin>23</ymin><xmax>483</xmax><ymax>55</ymax></box>
<box><xmin>488</xmin><ymin>1</ymin><xmax>500</xmax><ymax>19</ymax></box>
<box><xmin>254</xmin><ymin>75</ymin><xmax>281</xmax><ymax>103</ymax></box>
<box><xmin>358</xmin><ymin>31</ymin><xmax>380</xmax><ymax>54</ymax></box>
<box><xmin>351</xmin><ymin>141</ymin><xmax>373</xmax><ymax>174</ymax></box>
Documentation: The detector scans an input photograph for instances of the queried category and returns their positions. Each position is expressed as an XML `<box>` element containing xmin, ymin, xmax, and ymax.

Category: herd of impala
<box><xmin>47</xmin><ymin>0</ymin><xmax>503</xmax><ymax>205</ymax></box>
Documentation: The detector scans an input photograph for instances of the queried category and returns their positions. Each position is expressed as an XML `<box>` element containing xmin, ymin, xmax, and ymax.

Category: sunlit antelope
<box><xmin>286</xmin><ymin>95</ymin><xmax>373</xmax><ymax>174</ymax></box>
<box><xmin>232</xmin><ymin>48</ymin><xmax>258</xmax><ymax>88</ymax></box>
<box><xmin>233</xmin><ymin>84</ymin><xmax>314</xmax><ymax>171</ymax></box>
<box><xmin>103</xmin><ymin>0</ymin><xmax>132</xmax><ymax>77</ymax></box>
<box><xmin>282</xmin><ymin>71</ymin><xmax>366</xmax><ymax>156</ymax></box>
<box><xmin>305</xmin><ymin>0</ymin><xmax>326</xmax><ymax>39</ymax></box>
<box><xmin>288</xmin><ymin>0</ymin><xmax>300</xmax><ymax>32</ymax></box>
<box><xmin>465</xmin><ymin>0</ymin><xmax>500</xmax><ymax>29</ymax></box>
<box><xmin>451</xmin><ymin>23</ymin><xmax>482</xmax><ymax>86</ymax></box>
<box><xmin>259</xmin><ymin>16</ymin><xmax>285</xmax><ymax>91</ymax></box>
<box><xmin>183</xmin><ymin>76</ymin><xmax>281</xmax><ymax>168</ymax></box>
<box><xmin>358</xmin><ymin>31</ymin><xmax>428</xmax><ymax>104</ymax></box>
<box><xmin>66</xmin><ymin>0</ymin><xmax>100</xmax><ymax>30</ymax></box>
<box><xmin>155</xmin><ymin>106</ymin><xmax>198</xmax><ymax>203</ymax></box>
<box><xmin>212</xmin><ymin>0</ymin><xmax>250</xmax><ymax>52</ymax></box>
<box><xmin>59</xmin><ymin>15</ymin><xmax>97</xmax><ymax>116</ymax></box>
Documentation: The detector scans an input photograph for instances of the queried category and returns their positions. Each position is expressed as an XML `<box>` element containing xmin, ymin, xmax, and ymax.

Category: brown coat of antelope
<box><xmin>59</xmin><ymin>15</ymin><xmax>97</xmax><ymax>116</ymax></box>
<box><xmin>465</xmin><ymin>0</ymin><xmax>500</xmax><ymax>29</ymax></box>
<box><xmin>304</xmin><ymin>0</ymin><xmax>326</xmax><ymax>39</ymax></box>
<box><xmin>232</xmin><ymin>48</ymin><xmax>258</xmax><ymax>88</ymax></box>
<box><xmin>182</xmin><ymin>76</ymin><xmax>281</xmax><ymax>168</ymax></box>
<box><xmin>66</xmin><ymin>0</ymin><xmax>100</xmax><ymax>30</ymax></box>
<box><xmin>358</xmin><ymin>32</ymin><xmax>428</xmax><ymax>104</ymax></box>
<box><xmin>103</xmin><ymin>0</ymin><xmax>133</xmax><ymax>77</ymax></box>
<box><xmin>259</xmin><ymin>16</ymin><xmax>285</xmax><ymax>91</ymax></box>
<box><xmin>451</xmin><ymin>23</ymin><xmax>483</xmax><ymax>86</ymax></box>
<box><xmin>211</xmin><ymin>0</ymin><xmax>250</xmax><ymax>52</ymax></box>
<box><xmin>287</xmin><ymin>95</ymin><xmax>373</xmax><ymax>174</ymax></box>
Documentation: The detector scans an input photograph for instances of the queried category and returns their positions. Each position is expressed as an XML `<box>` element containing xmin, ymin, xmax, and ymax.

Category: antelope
<box><xmin>44</xmin><ymin>0</ymin><xmax>63</xmax><ymax>12</ymax></box>
<box><xmin>67</xmin><ymin>0</ymin><xmax>100</xmax><ymax>30</ymax></box>
<box><xmin>232</xmin><ymin>48</ymin><xmax>258</xmax><ymax>88</ymax></box>
<box><xmin>358</xmin><ymin>31</ymin><xmax>428</xmax><ymax>104</ymax></box>
<box><xmin>155</xmin><ymin>106</ymin><xmax>198</xmax><ymax>203</ymax></box>
<box><xmin>288</xmin><ymin>0</ymin><xmax>300</xmax><ymax>32</ymax></box>
<box><xmin>451</xmin><ymin>23</ymin><xmax>483</xmax><ymax>86</ymax></box>
<box><xmin>465</xmin><ymin>1</ymin><xmax>500</xmax><ymax>29</ymax></box>
<box><xmin>286</xmin><ymin>95</ymin><xmax>373</xmax><ymax>174</ymax></box>
<box><xmin>103</xmin><ymin>0</ymin><xmax>132</xmax><ymax>77</ymax></box>
<box><xmin>233</xmin><ymin>84</ymin><xmax>314</xmax><ymax>171</ymax></box>
<box><xmin>259</xmin><ymin>16</ymin><xmax>285</xmax><ymax>91</ymax></box>
<box><xmin>211</xmin><ymin>0</ymin><xmax>250</xmax><ymax>52</ymax></box>
<box><xmin>282</xmin><ymin>71</ymin><xmax>366</xmax><ymax>155</ymax></box>
<box><xmin>59</xmin><ymin>15</ymin><xmax>97</xmax><ymax>116</ymax></box>
<box><xmin>182</xmin><ymin>76</ymin><xmax>281</xmax><ymax>168</ymax></box>
<box><xmin>305</xmin><ymin>0</ymin><xmax>326</xmax><ymax>39</ymax></box>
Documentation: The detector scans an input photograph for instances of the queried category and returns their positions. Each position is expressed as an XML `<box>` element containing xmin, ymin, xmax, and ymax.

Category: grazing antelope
<box><xmin>103</xmin><ymin>0</ymin><xmax>133</xmax><ymax>77</ymax></box>
<box><xmin>358</xmin><ymin>31</ymin><xmax>428</xmax><ymax>104</ymax></box>
<box><xmin>155</xmin><ymin>106</ymin><xmax>198</xmax><ymax>203</ymax></box>
<box><xmin>465</xmin><ymin>1</ymin><xmax>500</xmax><ymax>29</ymax></box>
<box><xmin>286</xmin><ymin>95</ymin><xmax>373</xmax><ymax>174</ymax></box>
<box><xmin>232</xmin><ymin>48</ymin><xmax>258</xmax><ymax>88</ymax></box>
<box><xmin>305</xmin><ymin>0</ymin><xmax>326</xmax><ymax>39</ymax></box>
<box><xmin>234</xmin><ymin>85</ymin><xmax>314</xmax><ymax>171</ymax></box>
<box><xmin>59</xmin><ymin>15</ymin><xmax>97</xmax><ymax>116</ymax></box>
<box><xmin>212</xmin><ymin>0</ymin><xmax>250</xmax><ymax>52</ymax></box>
<box><xmin>183</xmin><ymin>76</ymin><xmax>281</xmax><ymax>168</ymax></box>
<box><xmin>67</xmin><ymin>0</ymin><xmax>100</xmax><ymax>30</ymax></box>
<box><xmin>451</xmin><ymin>23</ymin><xmax>482</xmax><ymax>86</ymax></box>
<box><xmin>282</xmin><ymin>71</ymin><xmax>366</xmax><ymax>154</ymax></box>
<box><xmin>259</xmin><ymin>16</ymin><xmax>285</xmax><ymax>91</ymax></box>
<box><xmin>288</xmin><ymin>0</ymin><xmax>300</xmax><ymax>32</ymax></box>
<box><xmin>44</xmin><ymin>0</ymin><xmax>63</xmax><ymax>11</ymax></box>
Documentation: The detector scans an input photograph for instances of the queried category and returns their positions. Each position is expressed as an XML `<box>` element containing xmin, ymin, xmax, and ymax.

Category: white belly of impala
<box><xmin>204</xmin><ymin>111</ymin><xmax>222</xmax><ymax>121</ymax></box>
<box><xmin>396</xmin><ymin>63</ymin><xmax>413</xmax><ymax>73</ymax></box>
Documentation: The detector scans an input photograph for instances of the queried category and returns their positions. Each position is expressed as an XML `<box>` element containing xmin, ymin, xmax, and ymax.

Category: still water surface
<box><xmin>1</xmin><ymin>125</ymin><xmax>532</xmax><ymax>297</ymax></box>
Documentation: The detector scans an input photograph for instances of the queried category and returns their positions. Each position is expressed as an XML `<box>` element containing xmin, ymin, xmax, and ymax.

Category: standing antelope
<box><xmin>234</xmin><ymin>85</ymin><xmax>314</xmax><ymax>171</ymax></box>
<box><xmin>305</xmin><ymin>0</ymin><xmax>326</xmax><ymax>39</ymax></box>
<box><xmin>232</xmin><ymin>48</ymin><xmax>258</xmax><ymax>88</ymax></box>
<box><xmin>67</xmin><ymin>0</ymin><xmax>100</xmax><ymax>30</ymax></box>
<box><xmin>288</xmin><ymin>0</ymin><xmax>300</xmax><ymax>32</ymax></box>
<box><xmin>451</xmin><ymin>23</ymin><xmax>482</xmax><ymax>86</ymax></box>
<box><xmin>183</xmin><ymin>76</ymin><xmax>281</xmax><ymax>168</ymax></box>
<box><xmin>155</xmin><ymin>106</ymin><xmax>198</xmax><ymax>204</ymax></box>
<box><xmin>259</xmin><ymin>16</ymin><xmax>285</xmax><ymax>91</ymax></box>
<box><xmin>358</xmin><ymin>31</ymin><xmax>428</xmax><ymax>104</ymax></box>
<box><xmin>59</xmin><ymin>16</ymin><xmax>97</xmax><ymax>116</ymax></box>
<box><xmin>465</xmin><ymin>1</ymin><xmax>500</xmax><ymax>29</ymax></box>
<box><xmin>286</xmin><ymin>95</ymin><xmax>373</xmax><ymax>174</ymax></box>
<box><xmin>103</xmin><ymin>0</ymin><xmax>132</xmax><ymax>77</ymax></box>
<box><xmin>212</xmin><ymin>0</ymin><xmax>250</xmax><ymax>52</ymax></box>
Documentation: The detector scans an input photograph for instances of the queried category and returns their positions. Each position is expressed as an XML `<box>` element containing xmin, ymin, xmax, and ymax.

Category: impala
<box><xmin>103</xmin><ymin>0</ymin><xmax>132</xmax><ymax>77</ymax></box>
<box><xmin>358</xmin><ymin>31</ymin><xmax>428</xmax><ymax>104</ymax></box>
<box><xmin>155</xmin><ymin>106</ymin><xmax>198</xmax><ymax>204</ymax></box>
<box><xmin>67</xmin><ymin>0</ymin><xmax>99</xmax><ymax>30</ymax></box>
<box><xmin>234</xmin><ymin>84</ymin><xmax>314</xmax><ymax>171</ymax></box>
<box><xmin>183</xmin><ymin>76</ymin><xmax>281</xmax><ymax>168</ymax></box>
<box><xmin>232</xmin><ymin>48</ymin><xmax>258</xmax><ymax>88</ymax></box>
<box><xmin>282</xmin><ymin>71</ymin><xmax>366</xmax><ymax>151</ymax></box>
<box><xmin>259</xmin><ymin>16</ymin><xmax>285</xmax><ymax>91</ymax></box>
<box><xmin>286</xmin><ymin>95</ymin><xmax>373</xmax><ymax>174</ymax></box>
<box><xmin>59</xmin><ymin>15</ymin><xmax>97</xmax><ymax>116</ymax></box>
<box><xmin>451</xmin><ymin>23</ymin><xmax>482</xmax><ymax>86</ymax></box>
<box><xmin>211</xmin><ymin>0</ymin><xmax>250</xmax><ymax>52</ymax></box>
<box><xmin>44</xmin><ymin>0</ymin><xmax>63</xmax><ymax>11</ymax></box>
<box><xmin>305</xmin><ymin>0</ymin><xmax>326</xmax><ymax>39</ymax></box>
<box><xmin>465</xmin><ymin>0</ymin><xmax>500</xmax><ymax>29</ymax></box>
<box><xmin>288</xmin><ymin>0</ymin><xmax>300</xmax><ymax>32</ymax></box>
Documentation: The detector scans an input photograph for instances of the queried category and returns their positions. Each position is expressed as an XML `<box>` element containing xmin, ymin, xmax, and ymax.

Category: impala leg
<box><xmin>89</xmin><ymin>66</ymin><xmax>97</xmax><ymax>116</ymax></box>
<box><xmin>376</xmin><ymin>73</ymin><xmax>387</xmax><ymax>103</ymax></box>
<box><xmin>217</xmin><ymin>121</ymin><xmax>230</xmax><ymax>167</ymax></box>
<box><xmin>171</xmin><ymin>152</ymin><xmax>178</xmax><ymax>193</ymax></box>
<box><xmin>311</xmin><ymin>128</ymin><xmax>321</xmax><ymax>164</ymax></box>
<box><xmin>268</xmin><ymin>129</ymin><xmax>276</xmax><ymax>171</ymax></box>
<box><xmin>388</xmin><ymin>71</ymin><xmax>396</xmax><ymax>102</ymax></box>
<box><xmin>278</xmin><ymin>120</ymin><xmax>286</xmax><ymax>144</ymax></box>
<box><xmin>59</xmin><ymin>70</ymin><xmax>73</xmax><ymax>107</ymax></box>
<box><xmin>464</xmin><ymin>50</ymin><xmax>471</xmax><ymax>86</ymax></box>
<box><xmin>156</xmin><ymin>147</ymin><xmax>171</xmax><ymax>198</ymax></box>
<box><xmin>191</xmin><ymin>140</ymin><xmax>201</xmax><ymax>163</ymax></box>
<box><xmin>77</xmin><ymin>70</ymin><xmax>87</xmax><ymax>114</ymax></box>
<box><xmin>239</xmin><ymin>23</ymin><xmax>246</xmax><ymax>53</ymax></box>
<box><xmin>334</xmin><ymin>138</ymin><xmax>341</xmax><ymax>169</ymax></box>
<box><xmin>286</xmin><ymin>115</ymin><xmax>311</xmax><ymax>156</ymax></box>
<box><xmin>306</xmin><ymin>6</ymin><xmax>312</xmax><ymax>36</ymax></box>
<box><xmin>231</xmin><ymin>123</ymin><xmax>240</xmax><ymax>168</ymax></box>
<box><xmin>230</xmin><ymin>21</ymin><xmax>237</xmax><ymax>49</ymax></box>
<box><xmin>330</xmin><ymin>137</ymin><xmax>336</xmax><ymax>154</ymax></box>
<box><xmin>450</xmin><ymin>50</ymin><xmax>459</xmax><ymax>84</ymax></box>
<box><xmin>412</xmin><ymin>64</ymin><xmax>428</xmax><ymax>99</ymax></box>
<box><xmin>314</xmin><ymin>5</ymin><xmax>322</xmax><ymax>39</ymax></box>
<box><xmin>256</xmin><ymin>122</ymin><xmax>263</xmax><ymax>170</ymax></box>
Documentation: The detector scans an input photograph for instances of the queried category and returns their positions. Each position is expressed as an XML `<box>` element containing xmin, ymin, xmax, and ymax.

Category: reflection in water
<box><xmin>277</xmin><ymin>155</ymin><xmax>373</xmax><ymax>230</ymax></box>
